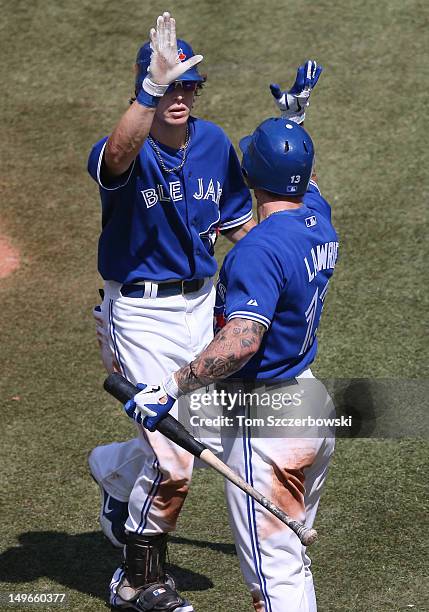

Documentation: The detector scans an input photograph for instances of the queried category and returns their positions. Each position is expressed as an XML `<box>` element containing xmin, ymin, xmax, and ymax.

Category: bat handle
<box><xmin>103</xmin><ymin>373</ymin><xmax>207</xmax><ymax>457</ymax></box>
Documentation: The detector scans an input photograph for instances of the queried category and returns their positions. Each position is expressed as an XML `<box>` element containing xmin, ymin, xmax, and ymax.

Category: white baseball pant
<box><xmin>220</xmin><ymin>373</ymin><xmax>335</xmax><ymax>612</ymax></box>
<box><xmin>91</xmin><ymin>278</ymin><xmax>219</xmax><ymax>532</ymax></box>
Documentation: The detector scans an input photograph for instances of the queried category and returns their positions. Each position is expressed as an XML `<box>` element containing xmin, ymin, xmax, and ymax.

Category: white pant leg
<box><xmin>302</xmin><ymin>393</ymin><xmax>335</xmax><ymax>612</ymax></box>
<box><xmin>222</xmin><ymin>375</ymin><xmax>334</xmax><ymax>612</ymax></box>
<box><xmin>299</xmin><ymin>372</ymin><xmax>336</xmax><ymax>612</ymax></box>
<box><xmin>89</xmin><ymin>438</ymin><xmax>146</xmax><ymax>501</ymax></box>
<box><xmin>93</xmin><ymin>280</ymin><xmax>216</xmax><ymax>533</ymax></box>
<box><xmin>92</xmin><ymin>303</ymin><xmax>146</xmax><ymax>499</ymax></box>
<box><xmin>300</xmin><ymin>436</ymin><xmax>334</xmax><ymax>612</ymax></box>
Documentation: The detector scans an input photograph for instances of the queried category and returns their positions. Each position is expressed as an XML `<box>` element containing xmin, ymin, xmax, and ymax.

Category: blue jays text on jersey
<box><xmin>214</xmin><ymin>180</ymin><xmax>339</xmax><ymax>380</ymax></box>
<box><xmin>87</xmin><ymin>117</ymin><xmax>253</xmax><ymax>283</ymax></box>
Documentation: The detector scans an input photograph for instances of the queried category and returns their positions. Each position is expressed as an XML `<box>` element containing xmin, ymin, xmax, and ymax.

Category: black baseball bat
<box><xmin>103</xmin><ymin>372</ymin><xmax>318</xmax><ymax>546</ymax></box>
<box><xmin>104</xmin><ymin>372</ymin><xmax>207</xmax><ymax>457</ymax></box>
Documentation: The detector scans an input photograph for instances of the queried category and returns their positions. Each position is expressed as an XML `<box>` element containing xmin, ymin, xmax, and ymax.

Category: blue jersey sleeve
<box><xmin>303</xmin><ymin>179</ymin><xmax>332</xmax><ymax>221</ymax></box>
<box><xmin>225</xmin><ymin>245</ymin><xmax>285</xmax><ymax>329</ymax></box>
<box><xmin>87</xmin><ymin>137</ymin><xmax>136</xmax><ymax>191</ymax></box>
<box><xmin>218</xmin><ymin>143</ymin><xmax>253</xmax><ymax>232</ymax></box>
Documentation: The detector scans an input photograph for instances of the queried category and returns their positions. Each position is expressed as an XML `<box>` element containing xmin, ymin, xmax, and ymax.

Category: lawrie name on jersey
<box><xmin>141</xmin><ymin>178</ymin><xmax>223</xmax><ymax>209</ymax></box>
<box><xmin>304</xmin><ymin>241</ymin><xmax>339</xmax><ymax>282</ymax></box>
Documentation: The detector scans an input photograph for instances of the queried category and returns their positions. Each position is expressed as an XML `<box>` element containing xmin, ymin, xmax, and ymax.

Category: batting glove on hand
<box><xmin>270</xmin><ymin>60</ymin><xmax>323</xmax><ymax>124</ymax></box>
<box><xmin>124</xmin><ymin>383</ymin><xmax>176</xmax><ymax>432</ymax></box>
<box><xmin>143</xmin><ymin>12</ymin><xmax>203</xmax><ymax>97</ymax></box>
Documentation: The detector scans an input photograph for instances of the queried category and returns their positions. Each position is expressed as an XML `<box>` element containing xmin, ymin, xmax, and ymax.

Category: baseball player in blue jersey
<box><xmin>123</xmin><ymin>67</ymin><xmax>338</xmax><ymax>610</ymax></box>
<box><xmin>87</xmin><ymin>12</ymin><xmax>256</xmax><ymax>612</ymax></box>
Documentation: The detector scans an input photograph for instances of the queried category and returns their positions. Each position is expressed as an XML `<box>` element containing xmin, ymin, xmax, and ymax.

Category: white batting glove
<box><xmin>124</xmin><ymin>382</ymin><xmax>176</xmax><ymax>432</ymax></box>
<box><xmin>270</xmin><ymin>60</ymin><xmax>323</xmax><ymax>124</ymax></box>
<box><xmin>143</xmin><ymin>12</ymin><xmax>203</xmax><ymax>97</ymax></box>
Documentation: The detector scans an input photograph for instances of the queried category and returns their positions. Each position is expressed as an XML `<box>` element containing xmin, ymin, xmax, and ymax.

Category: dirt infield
<box><xmin>0</xmin><ymin>229</ymin><xmax>20</xmax><ymax>279</ymax></box>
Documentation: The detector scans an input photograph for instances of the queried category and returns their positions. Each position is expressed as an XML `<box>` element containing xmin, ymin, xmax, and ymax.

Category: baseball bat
<box><xmin>104</xmin><ymin>372</ymin><xmax>318</xmax><ymax>546</ymax></box>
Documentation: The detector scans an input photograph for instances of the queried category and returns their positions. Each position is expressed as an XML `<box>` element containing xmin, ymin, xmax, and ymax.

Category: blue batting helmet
<box><xmin>239</xmin><ymin>119</ymin><xmax>314</xmax><ymax>196</ymax></box>
<box><xmin>135</xmin><ymin>39</ymin><xmax>204</xmax><ymax>95</ymax></box>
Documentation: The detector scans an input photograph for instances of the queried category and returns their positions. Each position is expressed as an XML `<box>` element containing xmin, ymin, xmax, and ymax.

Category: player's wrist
<box><xmin>136</xmin><ymin>78</ymin><xmax>169</xmax><ymax>108</ymax></box>
<box><xmin>136</xmin><ymin>88</ymin><xmax>160</xmax><ymax>108</ymax></box>
<box><xmin>282</xmin><ymin>113</ymin><xmax>305</xmax><ymax>124</ymax></box>
<box><xmin>143</xmin><ymin>77</ymin><xmax>169</xmax><ymax>97</ymax></box>
<box><xmin>279</xmin><ymin>93</ymin><xmax>308</xmax><ymax>124</ymax></box>
<box><xmin>162</xmin><ymin>372</ymin><xmax>182</xmax><ymax>400</ymax></box>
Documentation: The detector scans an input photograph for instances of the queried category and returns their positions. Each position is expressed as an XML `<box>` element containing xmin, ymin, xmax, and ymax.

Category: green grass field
<box><xmin>0</xmin><ymin>1</ymin><xmax>427</xmax><ymax>610</ymax></box>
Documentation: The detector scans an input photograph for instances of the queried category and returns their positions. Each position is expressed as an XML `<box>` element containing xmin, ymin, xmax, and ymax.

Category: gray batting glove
<box><xmin>143</xmin><ymin>12</ymin><xmax>203</xmax><ymax>97</ymax></box>
<box><xmin>270</xmin><ymin>60</ymin><xmax>323</xmax><ymax>124</ymax></box>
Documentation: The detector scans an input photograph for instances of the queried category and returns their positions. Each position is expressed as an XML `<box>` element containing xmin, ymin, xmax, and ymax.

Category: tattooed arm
<box><xmin>130</xmin><ymin>318</ymin><xmax>265</xmax><ymax>430</ymax></box>
<box><xmin>174</xmin><ymin>318</ymin><xmax>266</xmax><ymax>395</ymax></box>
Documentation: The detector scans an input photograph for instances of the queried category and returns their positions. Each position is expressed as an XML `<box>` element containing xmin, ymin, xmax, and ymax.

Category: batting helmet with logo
<box><xmin>239</xmin><ymin>118</ymin><xmax>314</xmax><ymax>196</ymax></box>
<box><xmin>135</xmin><ymin>39</ymin><xmax>205</xmax><ymax>95</ymax></box>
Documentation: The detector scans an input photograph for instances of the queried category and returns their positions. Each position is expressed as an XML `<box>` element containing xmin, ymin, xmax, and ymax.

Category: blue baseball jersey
<box><xmin>87</xmin><ymin>117</ymin><xmax>253</xmax><ymax>283</ymax></box>
<box><xmin>214</xmin><ymin>181</ymin><xmax>339</xmax><ymax>380</ymax></box>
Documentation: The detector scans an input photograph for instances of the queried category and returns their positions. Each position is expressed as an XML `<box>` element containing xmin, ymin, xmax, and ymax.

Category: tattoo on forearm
<box><xmin>176</xmin><ymin>318</ymin><xmax>265</xmax><ymax>394</ymax></box>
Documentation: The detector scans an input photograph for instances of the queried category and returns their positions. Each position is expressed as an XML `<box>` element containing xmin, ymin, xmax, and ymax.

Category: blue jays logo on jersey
<box><xmin>193</xmin><ymin>178</ymin><xmax>223</xmax><ymax>205</ymax></box>
<box><xmin>140</xmin><ymin>178</ymin><xmax>223</xmax><ymax>209</ymax></box>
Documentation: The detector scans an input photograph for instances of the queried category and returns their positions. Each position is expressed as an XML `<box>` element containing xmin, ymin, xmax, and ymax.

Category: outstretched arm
<box><xmin>124</xmin><ymin>318</ymin><xmax>265</xmax><ymax>430</ymax></box>
<box><xmin>271</xmin><ymin>60</ymin><xmax>323</xmax><ymax>184</ymax></box>
<box><xmin>104</xmin><ymin>12</ymin><xmax>202</xmax><ymax>177</ymax></box>
<box><xmin>104</xmin><ymin>103</ymin><xmax>156</xmax><ymax>177</ymax></box>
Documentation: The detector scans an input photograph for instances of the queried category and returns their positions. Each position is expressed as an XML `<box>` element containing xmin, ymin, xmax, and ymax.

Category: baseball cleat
<box><xmin>88</xmin><ymin>450</ymin><xmax>128</xmax><ymax>548</ymax></box>
<box><xmin>110</xmin><ymin>567</ymin><xmax>194</xmax><ymax>611</ymax></box>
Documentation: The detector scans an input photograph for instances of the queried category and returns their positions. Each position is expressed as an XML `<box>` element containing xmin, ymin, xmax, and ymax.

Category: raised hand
<box><xmin>270</xmin><ymin>60</ymin><xmax>323</xmax><ymax>124</ymax></box>
<box><xmin>143</xmin><ymin>12</ymin><xmax>203</xmax><ymax>94</ymax></box>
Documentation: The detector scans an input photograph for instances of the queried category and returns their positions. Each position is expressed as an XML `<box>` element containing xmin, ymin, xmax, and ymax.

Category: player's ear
<box><xmin>133</xmin><ymin>63</ymin><xmax>139</xmax><ymax>75</ymax></box>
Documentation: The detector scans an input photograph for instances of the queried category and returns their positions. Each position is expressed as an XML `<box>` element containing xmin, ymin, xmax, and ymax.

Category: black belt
<box><xmin>120</xmin><ymin>278</ymin><xmax>206</xmax><ymax>298</ymax></box>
